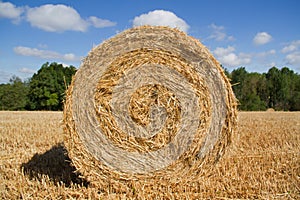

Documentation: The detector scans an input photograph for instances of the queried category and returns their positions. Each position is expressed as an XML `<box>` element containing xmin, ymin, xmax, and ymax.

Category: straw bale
<box><xmin>63</xmin><ymin>26</ymin><xmax>237</xmax><ymax>193</ymax></box>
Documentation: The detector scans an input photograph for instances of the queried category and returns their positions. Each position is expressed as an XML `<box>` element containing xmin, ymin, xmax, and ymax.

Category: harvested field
<box><xmin>0</xmin><ymin>111</ymin><xmax>299</xmax><ymax>199</ymax></box>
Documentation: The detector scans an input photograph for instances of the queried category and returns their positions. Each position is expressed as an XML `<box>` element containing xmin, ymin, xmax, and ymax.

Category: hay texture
<box><xmin>64</xmin><ymin>26</ymin><xmax>237</xmax><ymax>193</ymax></box>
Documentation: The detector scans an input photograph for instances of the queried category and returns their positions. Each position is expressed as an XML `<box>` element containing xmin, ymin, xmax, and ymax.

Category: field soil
<box><xmin>0</xmin><ymin>111</ymin><xmax>299</xmax><ymax>199</ymax></box>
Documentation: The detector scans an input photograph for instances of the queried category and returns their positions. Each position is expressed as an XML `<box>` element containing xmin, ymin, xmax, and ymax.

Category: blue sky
<box><xmin>1</xmin><ymin>0</ymin><xmax>299</xmax><ymax>83</ymax></box>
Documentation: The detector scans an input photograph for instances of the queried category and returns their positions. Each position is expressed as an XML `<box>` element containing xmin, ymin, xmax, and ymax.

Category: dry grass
<box><xmin>65</xmin><ymin>26</ymin><xmax>237</xmax><ymax>188</ymax></box>
<box><xmin>0</xmin><ymin>111</ymin><xmax>299</xmax><ymax>199</ymax></box>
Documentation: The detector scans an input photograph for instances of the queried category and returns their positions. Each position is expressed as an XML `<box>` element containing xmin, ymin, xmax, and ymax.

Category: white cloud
<box><xmin>61</xmin><ymin>63</ymin><xmax>73</xmax><ymax>68</ymax></box>
<box><xmin>213</xmin><ymin>46</ymin><xmax>251</xmax><ymax>67</ymax></box>
<box><xmin>269</xmin><ymin>49</ymin><xmax>276</xmax><ymax>54</ymax></box>
<box><xmin>88</xmin><ymin>16</ymin><xmax>116</xmax><ymax>28</ymax></box>
<box><xmin>14</xmin><ymin>46</ymin><xmax>81</xmax><ymax>62</ymax></box>
<box><xmin>26</xmin><ymin>4</ymin><xmax>88</xmax><ymax>32</ymax></box>
<box><xmin>18</xmin><ymin>67</ymin><xmax>35</xmax><ymax>74</ymax></box>
<box><xmin>214</xmin><ymin>46</ymin><xmax>235</xmax><ymax>56</ymax></box>
<box><xmin>0</xmin><ymin>1</ymin><xmax>24</xmax><ymax>23</ymax></box>
<box><xmin>285</xmin><ymin>51</ymin><xmax>300</xmax><ymax>66</ymax></box>
<box><xmin>25</xmin><ymin>4</ymin><xmax>116</xmax><ymax>32</ymax></box>
<box><xmin>280</xmin><ymin>40</ymin><xmax>300</xmax><ymax>68</ymax></box>
<box><xmin>253</xmin><ymin>49</ymin><xmax>277</xmax><ymax>67</ymax></box>
<box><xmin>208</xmin><ymin>23</ymin><xmax>234</xmax><ymax>41</ymax></box>
<box><xmin>281</xmin><ymin>40</ymin><xmax>300</xmax><ymax>53</ymax></box>
<box><xmin>1</xmin><ymin>2</ymin><xmax>116</xmax><ymax>32</ymax></box>
<box><xmin>253</xmin><ymin>32</ymin><xmax>272</xmax><ymax>45</ymax></box>
<box><xmin>268</xmin><ymin>62</ymin><xmax>276</xmax><ymax>68</ymax></box>
<box><xmin>257</xmin><ymin>49</ymin><xmax>276</xmax><ymax>57</ymax></box>
<box><xmin>37</xmin><ymin>43</ymin><xmax>48</xmax><ymax>49</ymax></box>
<box><xmin>0</xmin><ymin>70</ymin><xmax>13</xmax><ymax>83</ymax></box>
<box><xmin>132</xmin><ymin>10</ymin><xmax>189</xmax><ymax>32</ymax></box>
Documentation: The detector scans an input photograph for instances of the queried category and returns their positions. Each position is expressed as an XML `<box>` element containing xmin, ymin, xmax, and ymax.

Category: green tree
<box><xmin>265</xmin><ymin>67</ymin><xmax>300</xmax><ymax>110</ymax></box>
<box><xmin>279</xmin><ymin>67</ymin><xmax>293</xmax><ymax>110</ymax></box>
<box><xmin>230</xmin><ymin>68</ymin><xmax>268</xmax><ymax>111</ymax></box>
<box><xmin>240</xmin><ymin>73</ymin><xmax>267</xmax><ymax>111</ymax></box>
<box><xmin>227</xmin><ymin>66</ymin><xmax>300</xmax><ymax>111</ymax></box>
<box><xmin>280</xmin><ymin>67</ymin><xmax>300</xmax><ymax>111</ymax></box>
<box><xmin>256</xmin><ymin>73</ymin><xmax>269</xmax><ymax>105</ymax></box>
<box><xmin>27</xmin><ymin>62</ymin><xmax>76</xmax><ymax>110</ymax></box>
<box><xmin>0</xmin><ymin>76</ymin><xmax>29</xmax><ymax>110</ymax></box>
<box><xmin>266</xmin><ymin>67</ymin><xmax>282</xmax><ymax>110</ymax></box>
<box><xmin>289</xmin><ymin>73</ymin><xmax>300</xmax><ymax>111</ymax></box>
<box><xmin>230</xmin><ymin>67</ymin><xmax>248</xmax><ymax>102</ymax></box>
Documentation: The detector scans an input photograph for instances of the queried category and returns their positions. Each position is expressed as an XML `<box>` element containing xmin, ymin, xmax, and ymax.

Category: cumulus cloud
<box><xmin>281</xmin><ymin>40</ymin><xmax>300</xmax><ymax>53</ymax></box>
<box><xmin>0</xmin><ymin>1</ymin><xmax>24</xmax><ymax>23</ymax></box>
<box><xmin>14</xmin><ymin>46</ymin><xmax>81</xmax><ymax>62</ymax></box>
<box><xmin>26</xmin><ymin>4</ymin><xmax>116</xmax><ymax>32</ymax></box>
<box><xmin>257</xmin><ymin>49</ymin><xmax>276</xmax><ymax>57</ymax></box>
<box><xmin>213</xmin><ymin>46</ymin><xmax>251</xmax><ymax>67</ymax></box>
<box><xmin>133</xmin><ymin>10</ymin><xmax>189</xmax><ymax>32</ymax></box>
<box><xmin>253</xmin><ymin>49</ymin><xmax>277</xmax><ymax>68</ymax></box>
<box><xmin>285</xmin><ymin>51</ymin><xmax>300</xmax><ymax>66</ymax></box>
<box><xmin>253</xmin><ymin>32</ymin><xmax>272</xmax><ymax>45</ymax></box>
<box><xmin>26</xmin><ymin>4</ymin><xmax>88</xmax><ymax>32</ymax></box>
<box><xmin>18</xmin><ymin>67</ymin><xmax>35</xmax><ymax>74</ymax></box>
<box><xmin>1</xmin><ymin>2</ymin><xmax>116</xmax><ymax>32</ymax></box>
<box><xmin>280</xmin><ymin>40</ymin><xmax>300</xmax><ymax>68</ymax></box>
<box><xmin>208</xmin><ymin>23</ymin><xmax>234</xmax><ymax>41</ymax></box>
<box><xmin>0</xmin><ymin>70</ymin><xmax>13</xmax><ymax>83</ymax></box>
<box><xmin>37</xmin><ymin>43</ymin><xmax>48</xmax><ymax>49</ymax></box>
<box><xmin>88</xmin><ymin>16</ymin><xmax>116</xmax><ymax>28</ymax></box>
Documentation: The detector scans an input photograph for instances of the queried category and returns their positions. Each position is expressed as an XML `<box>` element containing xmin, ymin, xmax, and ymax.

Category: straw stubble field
<box><xmin>0</xmin><ymin>111</ymin><xmax>299</xmax><ymax>199</ymax></box>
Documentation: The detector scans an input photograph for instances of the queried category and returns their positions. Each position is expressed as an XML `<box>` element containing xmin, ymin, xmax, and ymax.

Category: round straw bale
<box><xmin>64</xmin><ymin>26</ymin><xmax>237</xmax><ymax>192</ymax></box>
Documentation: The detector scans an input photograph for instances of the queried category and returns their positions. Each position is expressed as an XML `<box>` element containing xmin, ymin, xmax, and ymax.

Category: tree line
<box><xmin>226</xmin><ymin>66</ymin><xmax>300</xmax><ymax>111</ymax></box>
<box><xmin>0</xmin><ymin>62</ymin><xmax>76</xmax><ymax>111</ymax></box>
<box><xmin>0</xmin><ymin>62</ymin><xmax>299</xmax><ymax>111</ymax></box>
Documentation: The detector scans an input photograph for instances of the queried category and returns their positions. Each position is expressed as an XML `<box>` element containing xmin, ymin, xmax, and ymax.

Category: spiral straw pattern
<box><xmin>64</xmin><ymin>26</ymin><xmax>237</xmax><ymax>192</ymax></box>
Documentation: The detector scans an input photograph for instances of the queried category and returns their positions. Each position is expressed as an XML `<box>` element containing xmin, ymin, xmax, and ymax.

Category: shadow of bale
<box><xmin>21</xmin><ymin>143</ymin><xmax>89</xmax><ymax>187</ymax></box>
